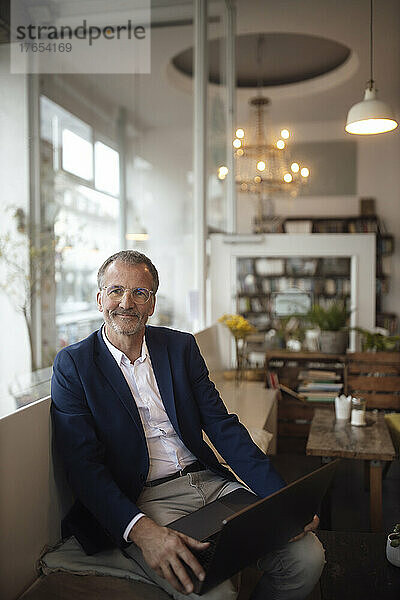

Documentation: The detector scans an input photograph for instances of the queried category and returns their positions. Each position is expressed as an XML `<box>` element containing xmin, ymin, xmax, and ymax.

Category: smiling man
<box><xmin>51</xmin><ymin>250</ymin><xmax>325</xmax><ymax>600</ymax></box>
<box><xmin>98</xmin><ymin>258</ymin><xmax>156</xmax><ymax>344</ymax></box>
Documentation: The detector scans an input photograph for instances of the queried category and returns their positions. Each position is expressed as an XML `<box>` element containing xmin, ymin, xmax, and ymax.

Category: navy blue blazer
<box><xmin>51</xmin><ymin>325</ymin><xmax>285</xmax><ymax>554</ymax></box>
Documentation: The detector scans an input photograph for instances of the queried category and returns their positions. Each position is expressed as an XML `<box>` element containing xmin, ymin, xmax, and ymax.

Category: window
<box><xmin>40</xmin><ymin>95</ymin><xmax>121</xmax><ymax>350</ymax></box>
<box><xmin>95</xmin><ymin>141</ymin><xmax>120</xmax><ymax>196</ymax></box>
<box><xmin>62</xmin><ymin>129</ymin><xmax>93</xmax><ymax>181</ymax></box>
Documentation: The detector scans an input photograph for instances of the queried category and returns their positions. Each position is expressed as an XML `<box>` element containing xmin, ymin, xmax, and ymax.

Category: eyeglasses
<box><xmin>102</xmin><ymin>286</ymin><xmax>154</xmax><ymax>304</ymax></box>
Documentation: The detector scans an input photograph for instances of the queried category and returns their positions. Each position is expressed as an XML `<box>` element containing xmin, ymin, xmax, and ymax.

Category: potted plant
<box><xmin>306</xmin><ymin>302</ymin><xmax>349</xmax><ymax>354</ymax></box>
<box><xmin>386</xmin><ymin>523</ymin><xmax>400</xmax><ymax>567</ymax></box>
<box><xmin>352</xmin><ymin>327</ymin><xmax>400</xmax><ymax>352</ymax></box>
<box><xmin>0</xmin><ymin>206</ymin><xmax>56</xmax><ymax>371</ymax></box>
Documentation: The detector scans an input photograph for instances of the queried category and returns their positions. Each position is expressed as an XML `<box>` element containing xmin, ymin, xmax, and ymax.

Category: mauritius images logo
<box><xmin>10</xmin><ymin>0</ymin><xmax>151</xmax><ymax>74</ymax></box>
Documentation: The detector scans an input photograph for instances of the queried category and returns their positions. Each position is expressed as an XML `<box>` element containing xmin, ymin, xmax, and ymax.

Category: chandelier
<box><xmin>218</xmin><ymin>95</ymin><xmax>310</xmax><ymax>200</ymax></box>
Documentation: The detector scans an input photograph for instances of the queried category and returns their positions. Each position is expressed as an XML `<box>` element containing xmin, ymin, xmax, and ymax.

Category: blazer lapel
<box><xmin>145</xmin><ymin>326</ymin><xmax>181</xmax><ymax>436</ymax></box>
<box><xmin>94</xmin><ymin>329</ymin><xmax>145</xmax><ymax>442</ymax></box>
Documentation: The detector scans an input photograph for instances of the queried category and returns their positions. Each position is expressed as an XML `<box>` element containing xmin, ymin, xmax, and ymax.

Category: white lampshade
<box><xmin>345</xmin><ymin>86</ymin><xmax>398</xmax><ymax>135</ymax></box>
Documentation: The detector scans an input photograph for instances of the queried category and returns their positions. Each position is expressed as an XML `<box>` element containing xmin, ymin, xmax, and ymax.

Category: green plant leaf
<box><xmin>306</xmin><ymin>302</ymin><xmax>349</xmax><ymax>331</ymax></box>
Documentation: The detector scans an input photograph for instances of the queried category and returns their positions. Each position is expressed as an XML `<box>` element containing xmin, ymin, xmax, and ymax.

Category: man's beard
<box><xmin>105</xmin><ymin>308</ymin><xmax>147</xmax><ymax>336</ymax></box>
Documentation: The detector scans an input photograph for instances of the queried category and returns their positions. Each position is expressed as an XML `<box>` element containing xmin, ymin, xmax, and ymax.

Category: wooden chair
<box><xmin>346</xmin><ymin>352</ymin><xmax>400</xmax><ymax>480</ymax></box>
<box><xmin>345</xmin><ymin>352</ymin><xmax>400</xmax><ymax>410</ymax></box>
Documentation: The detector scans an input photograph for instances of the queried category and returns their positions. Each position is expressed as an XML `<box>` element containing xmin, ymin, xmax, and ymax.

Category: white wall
<box><xmin>237</xmin><ymin>193</ymin><xmax>361</xmax><ymax>234</ymax></box>
<box><xmin>357</xmin><ymin>134</ymin><xmax>400</xmax><ymax>317</ymax></box>
<box><xmin>0</xmin><ymin>46</ymin><xmax>31</xmax><ymax>397</ymax></box>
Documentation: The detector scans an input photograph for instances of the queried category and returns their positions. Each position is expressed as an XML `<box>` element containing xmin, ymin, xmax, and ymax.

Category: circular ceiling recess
<box><xmin>172</xmin><ymin>32</ymin><xmax>351</xmax><ymax>87</ymax></box>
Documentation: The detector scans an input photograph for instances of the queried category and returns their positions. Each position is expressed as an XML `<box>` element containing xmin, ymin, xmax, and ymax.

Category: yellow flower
<box><xmin>219</xmin><ymin>313</ymin><xmax>256</xmax><ymax>338</ymax></box>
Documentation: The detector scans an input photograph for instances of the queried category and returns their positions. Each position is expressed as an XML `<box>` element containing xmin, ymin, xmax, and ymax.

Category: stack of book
<box><xmin>297</xmin><ymin>369</ymin><xmax>342</xmax><ymax>402</ymax></box>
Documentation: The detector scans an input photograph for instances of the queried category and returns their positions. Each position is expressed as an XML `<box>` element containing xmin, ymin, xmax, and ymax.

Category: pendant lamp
<box><xmin>345</xmin><ymin>0</ymin><xmax>398</xmax><ymax>135</ymax></box>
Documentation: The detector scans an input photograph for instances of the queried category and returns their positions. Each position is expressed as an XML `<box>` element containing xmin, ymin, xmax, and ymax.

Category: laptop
<box><xmin>168</xmin><ymin>460</ymin><xmax>338</xmax><ymax>594</ymax></box>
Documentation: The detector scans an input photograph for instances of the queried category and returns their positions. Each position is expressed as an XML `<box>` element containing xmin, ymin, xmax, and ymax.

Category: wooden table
<box><xmin>306</xmin><ymin>408</ymin><xmax>396</xmax><ymax>532</ymax></box>
<box><xmin>211</xmin><ymin>372</ymin><xmax>278</xmax><ymax>454</ymax></box>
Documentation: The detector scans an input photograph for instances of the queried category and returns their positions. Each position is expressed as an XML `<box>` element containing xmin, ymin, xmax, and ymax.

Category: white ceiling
<box><xmin>54</xmin><ymin>0</ymin><xmax>400</xmax><ymax>139</ymax></box>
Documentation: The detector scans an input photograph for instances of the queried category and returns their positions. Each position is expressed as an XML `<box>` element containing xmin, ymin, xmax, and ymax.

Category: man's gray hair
<box><xmin>97</xmin><ymin>250</ymin><xmax>159</xmax><ymax>292</ymax></box>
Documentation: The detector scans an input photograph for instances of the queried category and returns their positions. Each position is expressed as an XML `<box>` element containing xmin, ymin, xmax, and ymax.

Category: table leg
<box><xmin>369</xmin><ymin>460</ymin><xmax>383</xmax><ymax>532</ymax></box>
<box><xmin>319</xmin><ymin>457</ymin><xmax>333</xmax><ymax>530</ymax></box>
<box><xmin>363</xmin><ymin>460</ymin><xmax>370</xmax><ymax>492</ymax></box>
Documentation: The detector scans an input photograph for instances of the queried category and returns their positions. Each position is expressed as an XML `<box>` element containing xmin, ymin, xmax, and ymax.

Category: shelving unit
<box><xmin>209</xmin><ymin>233</ymin><xmax>375</xmax><ymax>366</ymax></box>
<box><xmin>265</xmin><ymin>350</ymin><xmax>346</xmax><ymax>453</ymax></box>
<box><xmin>237</xmin><ymin>255</ymin><xmax>352</xmax><ymax>330</ymax></box>
<box><xmin>283</xmin><ymin>215</ymin><xmax>396</xmax><ymax>333</ymax></box>
<box><xmin>235</xmin><ymin>215</ymin><xmax>396</xmax><ymax>335</ymax></box>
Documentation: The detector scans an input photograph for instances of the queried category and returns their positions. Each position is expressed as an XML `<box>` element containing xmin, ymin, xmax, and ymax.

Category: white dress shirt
<box><xmin>102</xmin><ymin>327</ymin><xmax>197</xmax><ymax>541</ymax></box>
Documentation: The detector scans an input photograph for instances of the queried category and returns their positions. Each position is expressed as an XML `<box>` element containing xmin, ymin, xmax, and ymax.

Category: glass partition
<box><xmin>206</xmin><ymin>0</ymin><xmax>233</xmax><ymax>234</ymax></box>
<box><xmin>125</xmin><ymin>1</ymin><xmax>196</xmax><ymax>331</ymax></box>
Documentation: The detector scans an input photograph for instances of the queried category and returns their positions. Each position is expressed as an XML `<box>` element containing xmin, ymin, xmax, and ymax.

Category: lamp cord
<box><xmin>369</xmin><ymin>0</ymin><xmax>374</xmax><ymax>89</ymax></box>
<box><xmin>256</xmin><ymin>35</ymin><xmax>264</xmax><ymax>148</ymax></box>
<box><xmin>256</xmin><ymin>34</ymin><xmax>264</xmax><ymax>92</ymax></box>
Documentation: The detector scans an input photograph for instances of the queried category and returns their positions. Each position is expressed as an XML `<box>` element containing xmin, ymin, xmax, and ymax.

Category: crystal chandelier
<box><xmin>218</xmin><ymin>95</ymin><xmax>310</xmax><ymax>200</ymax></box>
<box><xmin>217</xmin><ymin>34</ymin><xmax>310</xmax><ymax>227</ymax></box>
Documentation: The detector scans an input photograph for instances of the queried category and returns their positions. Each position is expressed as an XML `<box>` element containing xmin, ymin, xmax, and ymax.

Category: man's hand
<box><xmin>289</xmin><ymin>514</ymin><xmax>319</xmax><ymax>543</ymax></box>
<box><xmin>129</xmin><ymin>516</ymin><xmax>210</xmax><ymax>594</ymax></box>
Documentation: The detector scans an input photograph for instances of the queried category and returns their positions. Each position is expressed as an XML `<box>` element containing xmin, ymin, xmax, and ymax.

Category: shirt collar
<box><xmin>102</xmin><ymin>325</ymin><xmax>148</xmax><ymax>366</ymax></box>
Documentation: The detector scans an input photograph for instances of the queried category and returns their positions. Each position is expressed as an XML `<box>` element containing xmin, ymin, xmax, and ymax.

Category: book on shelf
<box><xmin>377</xmin><ymin>236</ymin><xmax>394</xmax><ymax>255</ymax></box>
<box><xmin>307</xmin><ymin>361</ymin><xmax>345</xmax><ymax>369</ymax></box>
<box><xmin>314</xmin><ymin>220</ymin><xmax>346</xmax><ymax>233</ymax></box>
<box><xmin>303</xmin><ymin>396</ymin><xmax>336</xmax><ymax>403</ymax></box>
<box><xmin>299</xmin><ymin>390</ymin><xmax>340</xmax><ymax>398</ymax></box>
<box><xmin>298</xmin><ymin>382</ymin><xmax>343</xmax><ymax>392</ymax></box>
<box><xmin>348</xmin><ymin>218</ymin><xmax>379</xmax><ymax>234</ymax></box>
<box><xmin>298</xmin><ymin>369</ymin><xmax>340</xmax><ymax>381</ymax></box>
<box><xmin>266</xmin><ymin>370</ymin><xmax>279</xmax><ymax>390</ymax></box>
<box><xmin>376</xmin><ymin>312</ymin><xmax>398</xmax><ymax>335</ymax></box>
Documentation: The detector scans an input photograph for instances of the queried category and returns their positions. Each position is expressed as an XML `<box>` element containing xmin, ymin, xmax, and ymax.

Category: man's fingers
<box><xmin>177</xmin><ymin>533</ymin><xmax>208</xmax><ymax>581</ymax></box>
<box><xmin>178</xmin><ymin>545</ymin><xmax>206</xmax><ymax>582</ymax></box>
<box><xmin>159</xmin><ymin>533</ymin><xmax>206</xmax><ymax>593</ymax></box>
<box><xmin>169</xmin><ymin>556</ymin><xmax>195</xmax><ymax>594</ymax></box>
<box><xmin>160</xmin><ymin>563</ymin><xmax>186</xmax><ymax>594</ymax></box>
<box><xmin>134</xmin><ymin>523</ymin><xmax>208</xmax><ymax>593</ymax></box>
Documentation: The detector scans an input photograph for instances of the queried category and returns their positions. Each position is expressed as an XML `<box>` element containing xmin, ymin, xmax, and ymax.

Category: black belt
<box><xmin>145</xmin><ymin>461</ymin><xmax>206</xmax><ymax>487</ymax></box>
